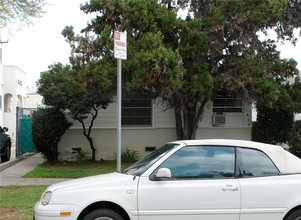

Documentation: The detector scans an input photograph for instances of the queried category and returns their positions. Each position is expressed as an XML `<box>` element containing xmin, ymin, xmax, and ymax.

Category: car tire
<box><xmin>287</xmin><ymin>209</ymin><xmax>301</xmax><ymax>220</ymax></box>
<box><xmin>83</xmin><ymin>209</ymin><xmax>124</xmax><ymax>220</ymax></box>
<box><xmin>1</xmin><ymin>141</ymin><xmax>11</xmax><ymax>162</ymax></box>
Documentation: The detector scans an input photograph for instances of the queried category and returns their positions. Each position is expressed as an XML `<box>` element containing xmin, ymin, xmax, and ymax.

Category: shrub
<box><xmin>31</xmin><ymin>107</ymin><xmax>72</xmax><ymax>163</ymax></box>
<box><xmin>115</xmin><ymin>148</ymin><xmax>140</xmax><ymax>164</ymax></box>
<box><xmin>75</xmin><ymin>150</ymin><xmax>91</xmax><ymax>162</ymax></box>
<box><xmin>252</xmin><ymin>107</ymin><xmax>294</xmax><ymax>144</ymax></box>
<box><xmin>288</xmin><ymin>120</ymin><xmax>301</xmax><ymax>158</ymax></box>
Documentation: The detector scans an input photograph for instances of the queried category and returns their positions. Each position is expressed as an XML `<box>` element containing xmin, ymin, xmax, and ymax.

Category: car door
<box><xmin>237</xmin><ymin>147</ymin><xmax>296</xmax><ymax>220</ymax></box>
<box><xmin>137</xmin><ymin>146</ymin><xmax>241</xmax><ymax>220</ymax></box>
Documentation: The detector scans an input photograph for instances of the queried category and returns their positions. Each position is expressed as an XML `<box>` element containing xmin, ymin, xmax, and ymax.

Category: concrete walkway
<box><xmin>0</xmin><ymin>153</ymin><xmax>70</xmax><ymax>186</ymax></box>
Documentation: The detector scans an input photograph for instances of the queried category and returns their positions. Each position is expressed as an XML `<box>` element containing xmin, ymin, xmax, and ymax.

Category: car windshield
<box><xmin>124</xmin><ymin>143</ymin><xmax>179</xmax><ymax>176</ymax></box>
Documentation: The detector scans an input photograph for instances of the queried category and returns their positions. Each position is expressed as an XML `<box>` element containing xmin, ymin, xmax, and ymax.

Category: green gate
<box><xmin>16</xmin><ymin>107</ymin><xmax>37</xmax><ymax>157</ymax></box>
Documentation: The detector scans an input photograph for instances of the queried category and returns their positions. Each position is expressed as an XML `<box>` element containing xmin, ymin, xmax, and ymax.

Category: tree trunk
<box><xmin>78</xmin><ymin>107</ymin><xmax>99</xmax><ymax>161</ymax></box>
<box><xmin>174</xmin><ymin>107</ymin><xmax>183</xmax><ymax>140</ymax></box>
<box><xmin>79</xmin><ymin>120</ymin><xmax>96</xmax><ymax>161</ymax></box>
<box><xmin>86</xmin><ymin>136</ymin><xmax>96</xmax><ymax>161</ymax></box>
<box><xmin>48</xmin><ymin>144</ymin><xmax>59</xmax><ymax>164</ymax></box>
<box><xmin>174</xmin><ymin>98</ymin><xmax>208</xmax><ymax>140</ymax></box>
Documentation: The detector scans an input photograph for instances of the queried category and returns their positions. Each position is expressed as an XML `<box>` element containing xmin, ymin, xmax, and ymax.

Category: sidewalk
<box><xmin>0</xmin><ymin>153</ymin><xmax>70</xmax><ymax>186</ymax></box>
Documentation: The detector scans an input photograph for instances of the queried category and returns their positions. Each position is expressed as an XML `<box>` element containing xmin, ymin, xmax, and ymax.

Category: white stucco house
<box><xmin>58</xmin><ymin>96</ymin><xmax>252</xmax><ymax>160</ymax></box>
<box><xmin>0</xmin><ymin>48</ymin><xmax>27</xmax><ymax>143</ymax></box>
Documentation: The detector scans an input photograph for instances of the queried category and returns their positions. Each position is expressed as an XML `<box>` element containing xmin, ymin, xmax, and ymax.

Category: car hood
<box><xmin>47</xmin><ymin>172</ymin><xmax>132</xmax><ymax>192</ymax></box>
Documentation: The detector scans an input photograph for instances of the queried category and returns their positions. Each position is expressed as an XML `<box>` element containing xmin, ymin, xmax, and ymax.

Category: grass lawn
<box><xmin>23</xmin><ymin>160</ymin><xmax>128</xmax><ymax>178</ymax></box>
<box><xmin>0</xmin><ymin>185</ymin><xmax>47</xmax><ymax>220</ymax></box>
<box><xmin>0</xmin><ymin>160</ymin><xmax>131</xmax><ymax>220</ymax></box>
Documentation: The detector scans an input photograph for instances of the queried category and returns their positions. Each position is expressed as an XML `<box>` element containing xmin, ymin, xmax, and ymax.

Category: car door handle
<box><xmin>222</xmin><ymin>185</ymin><xmax>239</xmax><ymax>191</ymax></box>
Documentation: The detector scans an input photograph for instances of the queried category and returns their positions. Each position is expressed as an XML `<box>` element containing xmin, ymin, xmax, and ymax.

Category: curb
<box><xmin>0</xmin><ymin>157</ymin><xmax>24</xmax><ymax>171</ymax></box>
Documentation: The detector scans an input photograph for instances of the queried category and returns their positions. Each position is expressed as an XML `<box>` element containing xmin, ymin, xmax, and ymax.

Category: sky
<box><xmin>1</xmin><ymin>0</ymin><xmax>301</xmax><ymax>93</ymax></box>
<box><xmin>1</xmin><ymin>0</ymin><xmax>90</xmax><ymax>91</ymax></box>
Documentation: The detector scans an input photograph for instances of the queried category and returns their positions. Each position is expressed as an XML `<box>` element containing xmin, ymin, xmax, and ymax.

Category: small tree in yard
<box><xmin>37</xmin><ymin>61</ymin><xmax>115</xmax><ymax>161</ymax></box>
<box><xmin>31</xmin><ymin>107</ymin><xmax>72</xmax><ymax>163</ymax></box>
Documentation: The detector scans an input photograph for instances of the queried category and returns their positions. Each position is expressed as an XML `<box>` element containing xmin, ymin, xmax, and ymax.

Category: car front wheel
<box><xmin>83</xmin><ymin>209</ymin><xmax>124</xmax><ymax>220</ymax></box>
<box><xmin>287</xmin><ymin>209</ymin><xmax>301</xmax><ymax>220</ymax></box>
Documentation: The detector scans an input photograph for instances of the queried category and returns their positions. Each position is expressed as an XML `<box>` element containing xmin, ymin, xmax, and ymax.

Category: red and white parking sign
<box><xmin>114</xmin><ymin>31</ymin><xmax>127</xmax><ymax>60</ymax></box>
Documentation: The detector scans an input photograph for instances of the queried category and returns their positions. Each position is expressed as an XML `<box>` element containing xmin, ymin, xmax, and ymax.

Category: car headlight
<box><xmin>41</xmin><ymin>191</ymin><xmax>52</xmax><ymax>206</ymax></box>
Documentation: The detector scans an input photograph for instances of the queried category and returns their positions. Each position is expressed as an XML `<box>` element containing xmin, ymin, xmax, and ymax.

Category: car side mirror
<box><xmin>155</xmin><ymin>168</ymin><xmax>172</xmax><ymax>180</ymax></box>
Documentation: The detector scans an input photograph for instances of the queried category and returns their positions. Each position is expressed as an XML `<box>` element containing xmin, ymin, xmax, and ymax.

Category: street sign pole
<box><xmin>114</xmin><ymin>31</ymin><xmax>127</xmax><ymax>172</ymax></box>
<box><xmin>117</xmin><ymin>58</ymin><xmax>122</xmax><ymax>172</ymax></box>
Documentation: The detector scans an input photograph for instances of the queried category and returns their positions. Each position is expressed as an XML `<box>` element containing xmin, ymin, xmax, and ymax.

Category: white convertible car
<box><xmin>34</xmin><ymin>139</ymin><xmax>301</xmax><ymax>220</ymax></box>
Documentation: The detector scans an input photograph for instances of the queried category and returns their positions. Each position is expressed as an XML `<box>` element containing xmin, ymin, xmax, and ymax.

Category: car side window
<box><xmin>238</xmin><ymin>148</ymin><xmax>280</xmax><ymax>177</ymax></box>
<box><xmin>157</xmin><ymin>146</ymin><xmax>235</xmax><ymax>179</ymax></box>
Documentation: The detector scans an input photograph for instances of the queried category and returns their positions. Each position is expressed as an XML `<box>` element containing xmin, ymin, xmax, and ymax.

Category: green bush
<box><xmin>288</xmin><ymin>120</ymin><xmax>301</xmax><ymax>158</ymax></box>
<box><xmin>75</xmin><ymin>150</ymin><xmax>91</xmax><ymax>162</ymax></box>
<box><xmin>115</xmin><ymin>148</ymin><xmax>140</xmax><ymax>164</ymax></box>
<box><xmin>252</xmin><ymin>108</ymin><xmax>294</xmax><ymax>144</ymax></box>
<box><xmin>31</xmin><ymin>107</ymin><xmax>72</xmax><ymax>163</ymax></box>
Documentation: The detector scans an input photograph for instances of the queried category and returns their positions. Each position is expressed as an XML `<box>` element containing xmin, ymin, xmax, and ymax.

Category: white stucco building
<box><xmin>59</xmin><ymin>97</ymin><xmax>252</xmax><ymax>160</ymax></box>
<box><xmin>0</xmin><ymin>48</ymin><xmax>27</xmax><ymax>142</ymax></box>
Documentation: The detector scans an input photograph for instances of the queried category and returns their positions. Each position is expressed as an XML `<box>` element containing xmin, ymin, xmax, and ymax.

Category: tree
<box><xmin>77</xmin><ymin>0</ymin><xmax>301</xmax><ymax>140</ymax></box>
<box><xmin>288</xmin><ymin>120</ymin><xmax>301</xmax><ymax>158</ymax></box>
<box><xmin>80</xmin><ymin>0</ymin><xmax>211</xmax><ymax>139</ymax></box>
<box><xmin>252</xmin><ymin>108</ymin><xmax>294</xmax><ymax>144</ymax></box>
<box><xmin>0</xmin><ymin>0</ymin><xmax>46</xmax><ymax>29</ymax></box>
<box><xmin>31</xmin><ymin>107</ymin><xmax>72</xmax><ymax>163</ymax></box>
<box><xmin>253</xmin><ymin>76</ymin><xmax>301</xmax><ymax>144</ymax></box>
<box><xmin>37</xmin><ymin>60</ymin><xmax>115</xmax><ymax>161</ymax></box>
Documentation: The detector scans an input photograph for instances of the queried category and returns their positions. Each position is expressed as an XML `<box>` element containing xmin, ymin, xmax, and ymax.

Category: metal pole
<box><xmin>15</xmin><ymin>106</ymin><xmax>20</xmax><ymax>158</ymax></box>
<box><xmin>117</xmin><ymin>59</ymin><xmax>122</xmax><ymax>172</ymax></box>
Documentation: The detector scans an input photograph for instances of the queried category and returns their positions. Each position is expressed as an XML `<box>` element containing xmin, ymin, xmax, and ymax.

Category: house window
<box><xmin>122</xmin><ymin>98</ymin><xmax>152</xmax><ymax>126</ymax></box>
<box><xmin>213</xmin><ymin>93</ymin><xmax>242</xmax><ymax>113</ymax></box>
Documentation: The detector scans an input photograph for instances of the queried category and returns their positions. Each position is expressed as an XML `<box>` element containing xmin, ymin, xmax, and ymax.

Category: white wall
<box><xmin>59</xmin><ymin>128</ymin><xmax>177</xmax><ymax>160</ymax></box>
<box><xmin>2</xmin><ymin>65</ymin><xmax>27</xmax><ymax>142</ymax></box>
<box><xmin>0</xmin><ymin>62</ymin><xmax>3</xmax><ymax>125</ymax></box>
<box><xmin>59</xmin><ymin>100</ymin><xmax>252</xmax><ymax>160</ymax></box>
<box><xmin>59</xmin><ymin>126</ymin><xmax>251</xmax><ymax>161</ymax></box>
<box><xmin>23</xmin><ymin>93</ymin><xmax>43</xmax><ymax>108</ymax></box>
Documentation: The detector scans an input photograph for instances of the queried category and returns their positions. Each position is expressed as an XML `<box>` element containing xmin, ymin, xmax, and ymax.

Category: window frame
<box><xmin>212</xmin><ymin>93</ymin><xmax>243</xmax><ymax>113</ymax></box>
<box><xmin>121</xmin><ymin>97</ymin><xmax>153</xmax><ymax>127</ymax></box>
<box><xmin>149</xmin><ymin>145</ymin><xmax>281</xmax><ymax>181</ymax></box>
<box><xmin>150</xmin><ymin>145</ymin><xmax>237</xmax><ymax>181</ymax></box>
<box><xmin>235</xmin><ymin>147</ymin><xmax>280</xmax><ymax>178</ymax></box>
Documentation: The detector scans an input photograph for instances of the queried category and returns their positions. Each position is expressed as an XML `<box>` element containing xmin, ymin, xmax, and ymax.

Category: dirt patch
<box><xmin>0</xmin><ymin>208</ymin><xmax>28</xmax><ymax>220</ymax></box>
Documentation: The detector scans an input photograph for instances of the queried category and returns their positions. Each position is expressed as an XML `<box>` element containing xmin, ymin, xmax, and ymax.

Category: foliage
<box><xmin>0</xmin><ymin>0</ymin><xmax>46</xmax><ymax>29</ymax></box>
<box><xmin>115</xmin><ymin>148</ymin><xmax>140</xmax><ymax>164</ymax></box>
<box><xmin>288</xmin><ymin>77</ymin><xmax>301</xmax><ymax>113</ymax></box>
<box><xmin>0</xmin><ymin>186</ymin><xmax>47</xmax><ymax>220</ymax></box>
<box><xmin>252</xmin><ymin>108</ymin><xmax>294</xmax><ymax>144</ymax></box>
<box><xmin>253</xmin><ymin>76</ymin><xmax>301</xmax><ymax>144</ymax></box>
<box><xmin>75</xmin><ymin>149</ymin><xmax>91</xmax><ymax>162</ymax></box>
<box><xmin>72</xmin><ymin>0</ymin><xmax>301</xmax><ymax>140</ymax></box>
<box><xmin>37</xmin><ymin>61</ymin><xmax>115</xmax><ymax>161</ymax></box>
<box><xmin>288</xmin><ymin>120</ymin><xmax>301</xmax><ymax>158</ymax></box>
<box><xmin>31</xmin><ymin>107</ymin><xmax>72</xmax><ymax>163</ymax></box>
